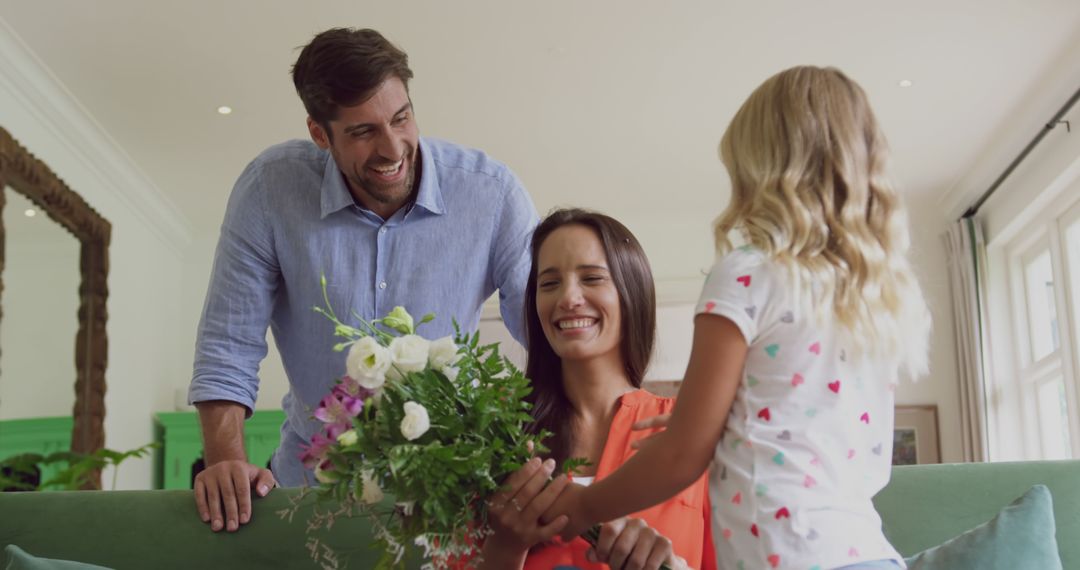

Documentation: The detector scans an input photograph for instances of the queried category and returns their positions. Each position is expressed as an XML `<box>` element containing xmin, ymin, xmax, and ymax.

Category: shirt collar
<box><xmin>320</xmin><ymin>137</ymin><xmax>445</xmax><ymax>219</ymax></box>
<box><xmin>412</xmin><ymin>138</ymin><xmax>445</xmax><ymax>216</ymax></box>
<box><xmin>319</xmin><ymin>151</ymin><xmax>354</xmax><ymax>219</ymax></box>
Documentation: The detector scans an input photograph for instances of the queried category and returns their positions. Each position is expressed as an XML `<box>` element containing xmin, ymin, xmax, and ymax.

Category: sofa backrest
<box><xmin>874</xmin><ymin>459</ymin><xmax>1080</xmax><ymax>567</ymax></box>
<box><xmin>5</xmin><ymin>460</ymin><xmax>1078</xmax><ymax>569</ymax></box>
<box><xmin>0</xmin><ymin>488</ymin><xmax>417</xmax><ymax>569</ymax></box>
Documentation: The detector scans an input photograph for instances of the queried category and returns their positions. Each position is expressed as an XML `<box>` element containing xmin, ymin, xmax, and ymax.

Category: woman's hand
<box><xmin>586</xmin><ymin>517</ymin><xmax>688</xmax><ymax>570</ymax></box>
<box><xmin>480</xmin><ymin>457</ymin><xmax>571</xmax><ymax>567</ymax></box>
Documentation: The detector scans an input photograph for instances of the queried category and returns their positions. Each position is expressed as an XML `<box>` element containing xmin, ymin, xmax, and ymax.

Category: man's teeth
<box><xmin>373</xmin><ymin>160</ymin><xmax>403</xmax><ymax>175</ymax></box>
<box><xmin>558</xmin><ymin>318</ymin><xmax>596</xmax><ymax>330</ymax></box>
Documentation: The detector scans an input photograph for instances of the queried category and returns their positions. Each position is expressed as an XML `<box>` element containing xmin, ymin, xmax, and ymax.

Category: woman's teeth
<box><xmin>558</xmin><ymin>318</ymin><xmax>596</xmax><ymax>330</ymax></box>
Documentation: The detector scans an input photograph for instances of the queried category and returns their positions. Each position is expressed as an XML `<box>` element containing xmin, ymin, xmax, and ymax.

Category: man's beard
<box><xmin>350</xmin><ymin>153</ymin><xmax>417</xmax><ymax>206</ymax></box>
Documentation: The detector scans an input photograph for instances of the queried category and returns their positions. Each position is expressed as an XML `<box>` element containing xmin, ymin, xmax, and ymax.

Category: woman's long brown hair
<box><xmin>524</xmin><ymin>208</ymin><xmax>657</xmax><ymax>468</ymax></box>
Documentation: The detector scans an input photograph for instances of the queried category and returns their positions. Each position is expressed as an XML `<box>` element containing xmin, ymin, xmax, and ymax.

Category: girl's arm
<box><xmin>545</xmin><ymin>314</ymin><xmax>746</xmax><ymax>538</ymax></box>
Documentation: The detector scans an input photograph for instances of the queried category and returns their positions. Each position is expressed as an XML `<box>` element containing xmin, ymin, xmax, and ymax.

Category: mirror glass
<box><xmin>0</xmin><ymin>187</ymin><xmax>81</xmax><ymax>421</ymax></box>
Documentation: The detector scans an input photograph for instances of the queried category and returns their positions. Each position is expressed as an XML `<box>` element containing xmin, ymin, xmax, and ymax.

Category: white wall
<box><xmin>0</xmin><ymin>27</ymin><xmax>191</xmax><ymax>489</ymax></box>
<box><xmin>895</xmin><ymin>199</ymin><xmax>962</xmax><ymax>462</ymax></box>
<box><xmin>649</xmin><ymin>303</ymin><xmax>698</xmax><ymax>382</ymax></box>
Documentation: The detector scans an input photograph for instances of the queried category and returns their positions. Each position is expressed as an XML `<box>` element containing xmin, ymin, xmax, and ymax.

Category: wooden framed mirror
<box><xmin>0</xmin><ymin>127</ymin><xmax>110</xmax><ymax>488</ymax></box>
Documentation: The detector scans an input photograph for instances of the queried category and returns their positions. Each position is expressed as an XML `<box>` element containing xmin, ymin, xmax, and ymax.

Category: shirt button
<box><xmin>379</xmin><ymin>227</ymin><xmax>387</xmax><ymax>235</ymax></box>
<box><xmin>379</xmin><ymin>281</ymin><xmax>387</xmax><ymax>290</ymax></box>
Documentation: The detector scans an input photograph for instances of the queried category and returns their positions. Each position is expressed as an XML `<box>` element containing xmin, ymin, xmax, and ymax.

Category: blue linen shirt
<box><xmin>189</xmin><ymin>137</ymin><xmax>538</xmax><ymax>486</ymax></box>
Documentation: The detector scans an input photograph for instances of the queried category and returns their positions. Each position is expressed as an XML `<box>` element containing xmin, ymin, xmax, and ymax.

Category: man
<box><xmin>188</xmin><ymin>28</ymin><xmax>537</xmax><ymax>533</ymax></box>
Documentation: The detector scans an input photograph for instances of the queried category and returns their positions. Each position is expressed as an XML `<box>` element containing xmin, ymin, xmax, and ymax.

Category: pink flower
<box><xmin>299</xmin><ymin>432</ymin><xmax>334</xmax><ymax>469</ymax></box>
<box><xmin>334</xmin><ymin>376</ymin><xmax>375</xmax><ymax>401</ymax></box>
<box><xmin>314</xmin><ymin>393</ymin><xmax>364</xmax><ymax>425</ymax></box>
<box><xmin>324</xmin><ymin>422</ymin><xmax>350</xmax><ymax>440</ymax></box>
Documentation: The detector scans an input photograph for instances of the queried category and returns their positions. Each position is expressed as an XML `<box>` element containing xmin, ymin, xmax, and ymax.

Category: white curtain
<box><xmin>943</xmin><ymin>217</ymin><xmax>990</xmax><ymax>462</ymax></box>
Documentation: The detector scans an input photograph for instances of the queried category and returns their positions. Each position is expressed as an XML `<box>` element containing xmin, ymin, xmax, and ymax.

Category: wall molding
<box><xmin>0</xmin><ymin>18</ymin><xmax>191</xmax><ymax>257</ymax></box>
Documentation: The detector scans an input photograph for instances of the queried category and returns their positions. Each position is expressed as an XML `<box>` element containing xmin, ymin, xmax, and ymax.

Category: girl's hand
<box><xmin>630</xmin><ymin>413</ymin><xmax>671</xmax><ymax>451</ymax></box>
<box><xmin>482</xmin><ymin>457</ymin><xmax>570</xmax><ymax>565</ymax></box>
<box><xmin>586</xmin><ymin>517</ymin><xmax>688</xmax><ymax>570</ymax></box>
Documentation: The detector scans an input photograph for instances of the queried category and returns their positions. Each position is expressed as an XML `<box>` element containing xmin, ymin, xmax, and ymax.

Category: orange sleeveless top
<box><xmin>522</xmin><ymin>389</ymin><xmax>717</xmax><ymax>570</ymax></box>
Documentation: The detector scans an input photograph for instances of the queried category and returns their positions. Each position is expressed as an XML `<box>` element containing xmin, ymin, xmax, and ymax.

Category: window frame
<box><xmin>1000</xmin><ymin>193</ymin><xmax>1080</xmax><ymax>459</ymax></box>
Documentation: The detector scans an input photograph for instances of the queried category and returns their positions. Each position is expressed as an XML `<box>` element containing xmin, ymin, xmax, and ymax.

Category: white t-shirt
<box><xmin>696</xmin><ymin>247</ymin><xmax>904</xmax><ymax>570</ymax></box>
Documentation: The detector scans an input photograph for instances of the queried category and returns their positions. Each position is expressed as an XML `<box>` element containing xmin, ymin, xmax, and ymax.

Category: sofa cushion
<box><xmin>874</xmin><ymin>460</ymin><xmax>1080</xmax><ymax>567</ymax></box>
<box><xmin>904</xmin><ymin>485</ymin><xmax>1061</xmax><ymax>570</ymax></box>
<box><xmin>3</xmin><ymin>545</ymin><xmax>113</xmax><ymax>570</ymax></box>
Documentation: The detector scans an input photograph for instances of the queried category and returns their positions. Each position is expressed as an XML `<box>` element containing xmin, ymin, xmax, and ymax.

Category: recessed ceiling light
<box><xmin>24</xmin><ymin>209</ymin><xmax>36</xmax><ymax>217</ymax></box>
<box><xmin>217</xmin><ymin>105</ymin><xmax>233</xmax><ymax>115</ymax></box>
<box><xmin>898</xmin><ymin>79</ymin><xmax>913</xmax><ymax>88</ymax></box>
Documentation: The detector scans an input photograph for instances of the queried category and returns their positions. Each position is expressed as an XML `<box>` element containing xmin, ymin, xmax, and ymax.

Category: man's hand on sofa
<box><xmin>193</xmin><ymin>400</ymin><xmax>277</xmax><ymax>532</ymax></box>
<box><xmin>194</xmin><ymin>460</ymin><xmax>276</xmax><ymax>532</ymax></box>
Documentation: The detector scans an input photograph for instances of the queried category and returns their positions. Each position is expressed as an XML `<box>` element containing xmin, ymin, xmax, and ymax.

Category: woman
<box><xmin>479</xmin><ymin>209</ymin><xmax>716</xmax><ymax>570</ymax></box>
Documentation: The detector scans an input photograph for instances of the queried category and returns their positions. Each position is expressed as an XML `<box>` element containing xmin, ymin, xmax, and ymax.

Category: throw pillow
<box><xmin>905</xmin><ymin>484</ymin><xmax>1061</xmax><ymax>570</ymax></box>
<box><xmin>3</xmin><ymin>545</ymin><xmax>113</xmax><ymax>570</ymax></box>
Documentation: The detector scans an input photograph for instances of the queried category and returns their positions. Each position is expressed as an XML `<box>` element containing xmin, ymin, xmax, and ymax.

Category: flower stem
<box><xmin>319</xmin><ymin>274</ymin><xmax>338</xmax><ymax>321</ymax></box>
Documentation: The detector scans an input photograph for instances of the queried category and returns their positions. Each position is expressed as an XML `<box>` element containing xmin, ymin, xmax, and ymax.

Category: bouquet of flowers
<box><xmin>295</xmin><ymin>278</ymin><xmax>544</xmax><ymax>568</ymax></box>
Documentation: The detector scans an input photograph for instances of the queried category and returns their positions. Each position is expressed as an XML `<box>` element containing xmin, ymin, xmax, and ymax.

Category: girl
<box><xmin>544</xmin><ymin>66</ymin><xmax>931</xmax><ymax>570</ymax></box>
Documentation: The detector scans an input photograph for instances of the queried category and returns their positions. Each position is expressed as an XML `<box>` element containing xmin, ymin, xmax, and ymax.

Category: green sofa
<box><xmin>2</xmin><ymin>460</ymin><xmax>1077</xmax><ymax>569</ymax></box>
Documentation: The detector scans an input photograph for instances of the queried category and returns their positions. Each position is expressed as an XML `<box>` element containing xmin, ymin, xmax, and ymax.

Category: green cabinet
<box><xmin>0</xmin><ymin>416</ymin><xmax>73</xmax><ymax>486</ymax></box>
<box><xmin>153</xmin><ymin>410</ymin><xmax>286</xmax><ymax>490</ymax></box>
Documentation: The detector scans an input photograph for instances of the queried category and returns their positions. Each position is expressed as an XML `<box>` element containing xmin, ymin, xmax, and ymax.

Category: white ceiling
<box><xmin>0</xmin><ymin>1</ymin><xmax>1078</xmax><ymax>281</ymax></box>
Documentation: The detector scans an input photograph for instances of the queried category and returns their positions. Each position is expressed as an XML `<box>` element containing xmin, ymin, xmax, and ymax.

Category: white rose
<box><xmin>442</xmin><ymin>366</ymin><xmax>459</xmax><ymax>382</ymax></box>
<box><xmin>347</xmin><ymin>336</ymin><xmax>391</xmax><ymax>389</ymax></box>
<box><xmin>336</xmin><ymin>429</ymin><xmax>358</xmax><ymax>446</ymax></box>
<box><xmin>390</xmin><ymin>335</ymin><xmax>430</xmax><ymax>374</ymax></box>
<box><xmin>400</xmin><ymin>401</ymin><xmax>431</xmax><ymax>441</ymax></box>
<box><xmin>428</xmin><ymin>336</ymin><xmax>462</xmax><ymax>371</ymax></box>
<box><xmin>357</xmin><ymin>469</ymin><xmax>384</xmax><ymax>504</ymax></box>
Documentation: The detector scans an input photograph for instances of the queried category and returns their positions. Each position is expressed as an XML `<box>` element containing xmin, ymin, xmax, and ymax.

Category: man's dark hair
<box><xmin>291</xmin><ymin>28</ymin><xmax>414</xmax><ymax>130</ymax></box>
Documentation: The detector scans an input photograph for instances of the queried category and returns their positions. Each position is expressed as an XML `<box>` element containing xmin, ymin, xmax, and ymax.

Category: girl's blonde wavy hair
<box><xmin>716</xmin><ymin>66</ymin><xmax>930</xmax><ymax>377</ymax></box>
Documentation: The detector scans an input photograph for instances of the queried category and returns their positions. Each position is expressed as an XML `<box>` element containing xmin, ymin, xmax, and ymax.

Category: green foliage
<box><xmin>305</xmin><ymin>290</ymin><xmax>551</xmax><ymax>567</ymax></box>
<box><xmin>0</xmin><ymin>442</ymin><xmax>158</xmax><ymax>491</ymax></box>
<box><xmin>318</xmin><ymin>328</ymin><xmax>548</xmax><ymax>566</ymax></box>
<box><xmin>561</xmin><ymin>456</ymin><xmax>592</xmax><ymax>477</ymax></box>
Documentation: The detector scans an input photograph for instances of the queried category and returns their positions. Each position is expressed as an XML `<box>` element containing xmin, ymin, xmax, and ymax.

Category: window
<box><xmin>998</xmin><ymin>196</ymin><xmax>1080</xmax><ymax>460</ymax></box>
<box><xmin>1022</xmin><ymin>247</ymin><xmax>1058</xmax><ymax>362</ymax></box>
